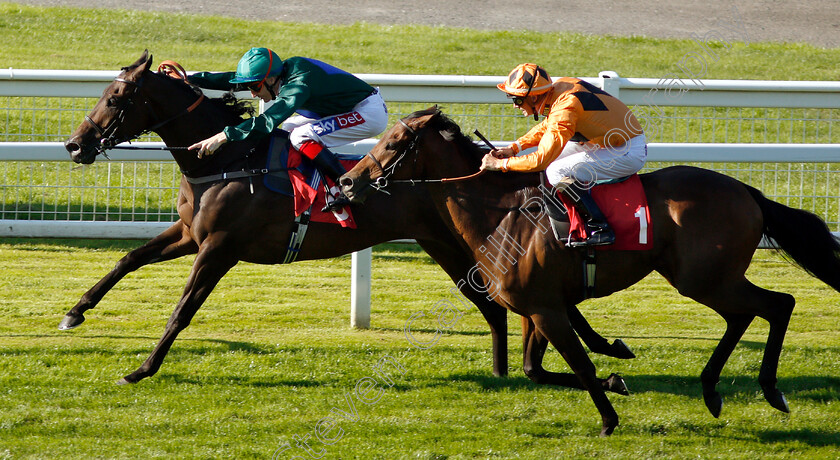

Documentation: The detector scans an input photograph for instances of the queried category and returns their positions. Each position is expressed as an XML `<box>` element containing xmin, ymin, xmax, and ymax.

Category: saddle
<box><xmin>263</xmin><ymin>131</ymin><xmax>358</xmax><ymax>228</ymax></box>
<box><xmin>542</xmin><ymin>174</ymin><xmax>652</xmax><ymax>251</ymax></box>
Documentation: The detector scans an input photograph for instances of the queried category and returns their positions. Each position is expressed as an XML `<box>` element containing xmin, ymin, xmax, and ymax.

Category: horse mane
<box><xmin>204</xmin><ymin>92</ymin><xmax>256</xmax><ymax>120</ymax></box>
<box><xmin>130</xmin><ymin>63</ymin><xmax>256</xmax><ymax>121</ymax></box>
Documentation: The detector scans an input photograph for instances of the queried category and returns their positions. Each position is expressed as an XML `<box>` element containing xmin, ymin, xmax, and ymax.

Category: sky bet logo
<box><xmin>313</xmin><ymin>111</ymin><xmax>366</xmax><ymax>136</ymax></box>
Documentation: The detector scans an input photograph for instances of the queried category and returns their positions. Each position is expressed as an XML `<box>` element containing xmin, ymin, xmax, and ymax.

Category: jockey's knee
<box><xmin>289</xmin><ymin>125</ymin><xmax>322</xmax><ymax>150</ymax></box>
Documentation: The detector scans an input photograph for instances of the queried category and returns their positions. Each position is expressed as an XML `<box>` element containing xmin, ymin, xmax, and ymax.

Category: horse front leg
<box><xmin>118</xmin><ymin>241</ymin><xmax>237</xmax><ymax>384</ymax></box>
<box><xmin>529</xmin><ymin>308</ymin><xmax>620</xmax><ymax>436</ymax></box>
<box><xmin>521</xmin><ymin>316</ymin><xmax>628</xmax><ymax>395</ymax></box>
<box><xmin>462</xmin><ymin>290</ymin><xmax>508</xmax><ymax>377</ymax></box>
<box><xmin>59</xmin><ymin>221</ymin><xmax>198</xmax><ymax>330</ymax></box>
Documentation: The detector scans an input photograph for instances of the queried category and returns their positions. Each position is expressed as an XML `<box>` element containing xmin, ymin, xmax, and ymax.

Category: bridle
<box><xmin>364</xmin><ymin>119</ymin><xmax>421</xmax><ymax>191</ymax></box>
<box><xmin>83</xmin><ymin>72</ymin><xmax>204</xmax><ymax>157</ymax></box>
<box><xmin>364</xmin><ymin>118</ymin><xmax>483</xmax><ymax>194</ymax></box>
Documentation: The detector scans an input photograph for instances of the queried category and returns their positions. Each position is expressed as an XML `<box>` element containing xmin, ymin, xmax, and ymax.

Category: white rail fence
<box><xmin>2</xmin><ymin>69</ymin><xmax>840</xmax><ymax>327</ymax></box>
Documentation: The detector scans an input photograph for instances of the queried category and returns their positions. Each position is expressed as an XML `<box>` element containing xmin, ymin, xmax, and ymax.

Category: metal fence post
<box><xmin>351</xmin><ymin>248</ymin><xmax>372</xmax><ymax>329</ymax></box>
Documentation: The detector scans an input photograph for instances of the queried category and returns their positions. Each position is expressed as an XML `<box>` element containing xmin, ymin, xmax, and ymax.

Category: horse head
<box><xmin>64</xmin><ymin>50</ymin><xmax>211</xmax><ymax>165</ymax></box>
<box><xmin>65</xmin><ymin>51</ymin><xmax>156</xmax><ymax>164</ymax></box>
<box><xmin>340</xmin><ymin>106</ymin><xmax>482</xmax><ymax>203</ymax></box>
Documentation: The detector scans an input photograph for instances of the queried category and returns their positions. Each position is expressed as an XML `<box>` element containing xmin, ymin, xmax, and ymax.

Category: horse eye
<box><xmin>106</xmin><ymin>97</ymin><xmax>118</xmax><ymax>107</ymax></box>
<box><xmin>385</xmin><ymin>142</ymin><xmax>397</xmax><ymax>150</ymax></box>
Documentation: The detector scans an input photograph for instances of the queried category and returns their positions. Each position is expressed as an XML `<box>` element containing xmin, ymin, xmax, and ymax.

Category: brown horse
<box><xmin>340</xmin><ymin>107</ymin><xmax>840</xmax><ymax>436</ymax></box>
<box><xmin>61</xmin><ymin>52</ymin><xmax>632</xmax><ymax>390</ymax></box>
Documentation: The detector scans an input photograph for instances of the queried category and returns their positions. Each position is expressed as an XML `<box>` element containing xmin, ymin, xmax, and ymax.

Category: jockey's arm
<box><xmin>502</xmin><ymin>108</ymin><xmax>577</xmax><ymax>173</ymax></box>
<box><xmin>223</xmin><ymin>83</ymin><xmax>311</xmax><ymax>142</ymax></box>
<box><xmin>188</xmin><ymin>71</ymin><xmax>240</xmax><ymax>91</ymax></box>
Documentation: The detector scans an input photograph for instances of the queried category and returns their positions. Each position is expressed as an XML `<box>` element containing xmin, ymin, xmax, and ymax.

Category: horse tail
<box><xmin>745</xmin><ymin>184</ymin><xmax>840</xmax><ymax>291</ymax></box>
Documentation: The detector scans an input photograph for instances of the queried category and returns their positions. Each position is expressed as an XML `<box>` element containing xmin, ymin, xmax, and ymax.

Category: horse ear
<box><xmin>126</xmin><ymin>50</ymin><xmax>153</xmax><ymax>76</ymax></box>
<box><xmin>141</xmin><ymin>50</ymin><xmax>153</xmax><ymax>72</ymax></box>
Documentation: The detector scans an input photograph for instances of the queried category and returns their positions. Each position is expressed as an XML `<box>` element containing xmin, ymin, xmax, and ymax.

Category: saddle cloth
<box><xmin>557</xmin><ymin>174</ymin><xmax>652</xmax><ymax>251</ymax></box>
<box><xmin>264</xmin><ymin>131</ymin><xmax>357</xmax><ymax>229</ymax></box>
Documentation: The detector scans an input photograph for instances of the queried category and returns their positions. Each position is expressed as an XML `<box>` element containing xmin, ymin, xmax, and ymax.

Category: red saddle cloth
<box><xmin>286</xmin><ymin>148</ymin><xmax>357</xmax><ymax>229</ymax></box>
<box><xmin>558</xmin><ymin>174</ymin><xmax>652</xmax><ymax>251</ymax></box>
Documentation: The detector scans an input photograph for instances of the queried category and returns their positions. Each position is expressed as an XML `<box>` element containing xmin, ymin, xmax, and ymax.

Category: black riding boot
<box><xmin>561</xmin><ymin>182</ymin><xmax>615</xmax><ymax>247</ymax></box>
<box><xmin>311</xmin><ymin>148</ymin><xmax>352</xmax><ymax>212</ymax></box>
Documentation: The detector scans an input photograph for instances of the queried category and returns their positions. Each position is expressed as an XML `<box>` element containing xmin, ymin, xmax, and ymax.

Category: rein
<box><xmin>387</xmin><ymin>170</ymin><xmax>484</xmax><ymax>185</ymax></box>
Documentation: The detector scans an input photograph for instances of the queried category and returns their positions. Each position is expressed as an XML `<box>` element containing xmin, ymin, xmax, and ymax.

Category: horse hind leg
<box><xmin>700</xmin><ymin>313</ymin><xmax>753</xmax><ymax>417</ymax></box>
<box><xmin>690</xmin><ymin>279</ymin><xmax>795</xmax><ymax>416</ymax></box>
<box><xmin>757</xmin><ymin>289</ymin><xmax>795</xmax><ymax>413</ymax></box>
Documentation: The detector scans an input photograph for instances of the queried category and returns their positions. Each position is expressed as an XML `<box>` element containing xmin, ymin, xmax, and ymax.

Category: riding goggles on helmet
<box><xmin>508</xmin><ymin>94</ymin><xmax>528</xmax><ymax>107</ymax></box>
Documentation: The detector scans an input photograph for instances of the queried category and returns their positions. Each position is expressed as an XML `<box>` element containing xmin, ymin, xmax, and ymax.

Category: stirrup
<box><xmin>566</xmin><ymin>228</ymin><xmax>615</xmax><ymax>248</ymax></box>
<box><xmin>322</xmin><ymin>194</ymin><xmax>351</xmax><ymax>213</ymax></box>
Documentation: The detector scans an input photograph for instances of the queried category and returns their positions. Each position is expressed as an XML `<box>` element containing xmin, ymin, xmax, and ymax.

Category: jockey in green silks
<box><xmin>189</xmin><ymin>47</ymin><xmax>388</xmax><ymax>211</ymax></box>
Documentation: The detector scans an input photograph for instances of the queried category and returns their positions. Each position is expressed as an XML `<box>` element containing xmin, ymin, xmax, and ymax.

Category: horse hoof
<box><xmin>116</xmin><ymin>377</ymin><xmax>134</xmax><ymax>385</ymax></box>
<box><xmin>610</xmin><ymin>339</ymin><xmax>636</xmax><ymax>359</ymax></box>
<box><xmin>704</xmin><ymin>391</ymin><xmax>723</xmax><ymax>418</ymax></box>
<box><xmin>765</xmin><ymin>389</ymin><xmax>790</xmax><ymax>413</ymax></box>
<box><xmin>599</xmin><ymin>423</ymin><xmax>617</xmax><ymax>437</ymax></box>
<box><xmin>58</xmin><ymin>314</ymin><xmax>85</xmax><ymax>330</ymax></box>
<box><xmin>606</xmin><ymin>373</ymin><xmax>630</xmax><ymax>396</ymax></box>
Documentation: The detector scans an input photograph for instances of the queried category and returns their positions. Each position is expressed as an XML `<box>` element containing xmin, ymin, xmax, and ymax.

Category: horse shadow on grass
<box><xmin>756</xmin><ymin>429</ymin><xmax>840</xmax><ymax>447</ymax></box>
<box><xmin>428</xmin><ymin>371</ymin><xmax>840</xmax><ymax>446</ymax></box>
<box><xmin>423</xmin><ymin>370</ymin><xmax>840</xmax><ymax>403</ymax></box>
<box><xmin>157</xmin><ymin>373</ymin><xmax>327</xmax><ymax>388</ymax></box>
<box><xmin>376</xmin><ymin>326</ymin><xmax>494</xmax><ymax>337</ymax></box>
<box><xmin>2</xmin><ymin>332</ymin><xmax>277</xmax><ymax>355</ymax></box>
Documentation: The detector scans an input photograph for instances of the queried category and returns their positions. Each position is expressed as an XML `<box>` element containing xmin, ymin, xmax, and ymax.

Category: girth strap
<box><xmin>183</xmin><ymin>168</ymin><xmax>270</xmax><ymax>185</ymax></box>
<box><xmin>582</xmin><ymin>247</ymin><xmax>596</xmax><ymax>299</ymax></box>
<box><xmin>283</xmin><ymin>207</ymin><xmax>312</xmax><ymax>264</ymax></box>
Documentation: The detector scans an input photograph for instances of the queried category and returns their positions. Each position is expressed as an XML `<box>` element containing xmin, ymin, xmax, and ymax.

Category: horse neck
<box><xmin>358</xmin><ymin>183</ymin><xmax>456</xmax><ymax>241</ymax></box>
<box><xmin>421</xmin><ymin>137</ymin><xmax>542</xmax><ymax>255</ymax></box>
<box><xmin>143</xmin><ymin>81</ymin><xmax>248</xmax><ymax>174</ymax></box>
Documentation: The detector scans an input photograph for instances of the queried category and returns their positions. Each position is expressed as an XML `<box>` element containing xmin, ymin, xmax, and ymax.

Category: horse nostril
<box><xmin>339</xmin><ymin>176</ymin><xmax>356</xmax><ymax>195</ymax></box>
<box><xmin>64</xmin><ymin>141</ymin><xmax>81</xmax><ymax>154</ymax></box>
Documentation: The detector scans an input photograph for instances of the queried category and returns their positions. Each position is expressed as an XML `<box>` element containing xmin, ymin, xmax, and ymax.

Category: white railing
<box><xmin>2</xmin><ymin>71</ymin><xmax>839</xmax><ymax>234</ymax></box>
<box><xmin>2</xmin><ymin>69</ymin><xmax>839</xmax><ymax>326</ymax></box>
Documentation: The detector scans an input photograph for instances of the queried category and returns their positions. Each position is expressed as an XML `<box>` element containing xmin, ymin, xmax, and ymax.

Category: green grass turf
<box><xmin>0</xmin><ymin>240</ymin><xmax>837</xmax><ymax>458</ymax></box>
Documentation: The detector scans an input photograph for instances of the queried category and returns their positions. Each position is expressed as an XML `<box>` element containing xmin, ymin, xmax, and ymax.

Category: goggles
<box><xmin>508</xmin><ymin>94</ymin><xmax>527</xmax><ymax>106</ymax></box>
<box><xmin>507</xmin><ymin>69</ymin><xmax>538</xmax><ymax>106</ymax></box>
<box><xmin>247</xmin><ymin>80</ymin><xmax>265</xmax><ymax>92</ymax></box>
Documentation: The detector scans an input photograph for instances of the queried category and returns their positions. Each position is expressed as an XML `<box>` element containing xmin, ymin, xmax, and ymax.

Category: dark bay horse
<box><xmin>62</xmin><ymin>52</ymin><xmax>631</xmax><ymax>390</ymax></box>
<box><xmin>340</xmin><ymin>107</ymin><xmax>840</xmax><ymax>436</ymax></box>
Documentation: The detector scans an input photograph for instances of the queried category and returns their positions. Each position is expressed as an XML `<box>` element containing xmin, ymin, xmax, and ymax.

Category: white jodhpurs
<box><xmin>283</xmin><ymin>90</ymin><xmax>388</xmax><ymax>149</ymax></box>
<box><xmin>545</xmin><ymin>134</ymin><xmax>647</xmax><ymax>187</ymax></box>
